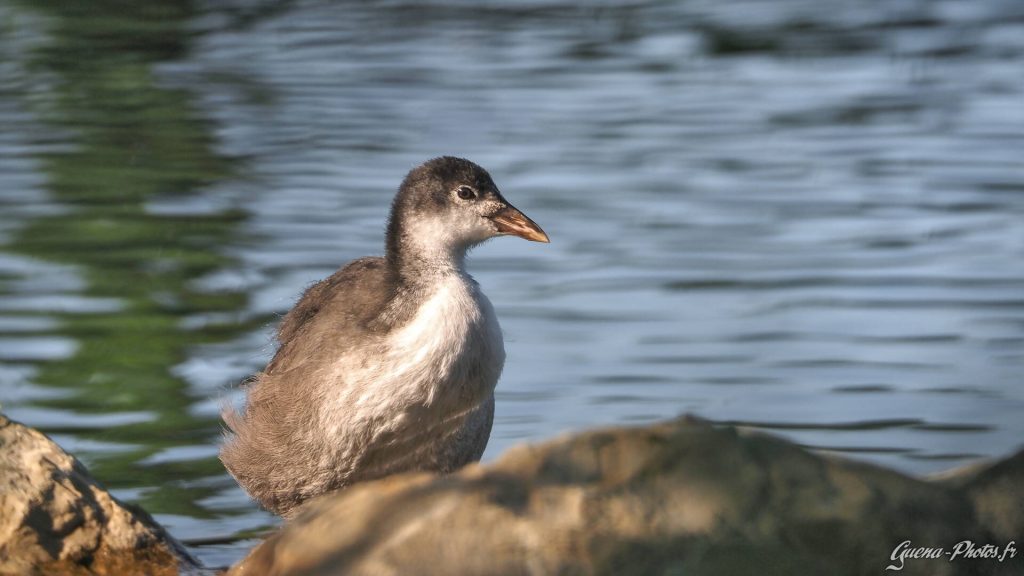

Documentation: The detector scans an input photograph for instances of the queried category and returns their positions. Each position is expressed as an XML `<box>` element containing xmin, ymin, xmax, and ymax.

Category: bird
<box><xmin>220</xmin><ymin>157</ymin><xmax>548</xmax><ymax>517</ymax></box>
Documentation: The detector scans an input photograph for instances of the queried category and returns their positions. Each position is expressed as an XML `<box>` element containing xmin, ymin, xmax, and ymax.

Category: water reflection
<box><xmin>1</xmin><ymin>0</ymin><xmax>256</xmax><ymax>529</ymax></box>
<box><xmin>1</xmin><ymin>0</ymin><xmax>1023</xmax><ymax>568</ymax></box>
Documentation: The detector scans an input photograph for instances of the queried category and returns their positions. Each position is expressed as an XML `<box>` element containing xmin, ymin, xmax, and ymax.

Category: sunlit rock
<box><xmin>230</xmin><ymin>416</ymin><xmax>1023</xmax><ymax>576</ymax></box>
<box><xmin>0</xmin><ymin>414</ymin><xmax>198</xmax><ymax>575</ymax></box>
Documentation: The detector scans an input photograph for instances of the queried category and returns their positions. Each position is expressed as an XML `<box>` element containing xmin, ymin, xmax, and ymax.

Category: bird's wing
<box><xmin>266</xmin><ymin>256</ymin><xmax>393</xmax><ymax>375</ymax></box>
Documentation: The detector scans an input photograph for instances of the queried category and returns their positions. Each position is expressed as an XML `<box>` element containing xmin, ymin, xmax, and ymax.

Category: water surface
<box><xmin>1</xmin><ymin>0</ymin><xmax>1023</xmax><ymax>567</ymax></box>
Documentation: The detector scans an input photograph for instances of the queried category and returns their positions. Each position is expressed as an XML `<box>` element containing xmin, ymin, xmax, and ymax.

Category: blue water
<box><xmin>1</xmin><ymin>0</ymin><xmax>1023</xmax><ymax>568</ymax></box>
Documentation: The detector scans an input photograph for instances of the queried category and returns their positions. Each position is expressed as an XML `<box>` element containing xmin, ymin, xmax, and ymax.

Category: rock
<box><xmin>0</xmin><ymin>414</ymin><xmax>199</xmax><ymax>575</ymax></box>
<box><xmin>938</xmin><ymin>448</ymin><xmax>1024</xmax><ymax>543</ymax></box>
<box><xmin>231</xmin><ymin>416</ymin><xmax>1023</xmax><ymax>576</ymax></box>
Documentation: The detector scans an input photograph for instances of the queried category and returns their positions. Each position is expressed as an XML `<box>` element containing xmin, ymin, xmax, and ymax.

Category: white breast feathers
<box><xmin>321</xmin><ymin>274</ymin><xmax>505</xmax><ymax>462</ymax></box>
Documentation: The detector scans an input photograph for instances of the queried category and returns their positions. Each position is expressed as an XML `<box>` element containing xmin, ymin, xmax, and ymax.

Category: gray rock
<box><xmin>231</xmin><ymin>416</ymin><xmax>1023</xmax><ymax>576</ymax></box>
<box><xmin>0</xmin><ymin>414</ymin><xmax>198</xmax><ymax>575</ymax></box>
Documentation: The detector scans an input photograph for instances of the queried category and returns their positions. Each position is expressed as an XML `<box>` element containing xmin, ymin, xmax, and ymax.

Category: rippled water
<box><xmin>2</xmin><ymin>0</ymin><xmax>1023</xmax><ymax>567</ymax></box>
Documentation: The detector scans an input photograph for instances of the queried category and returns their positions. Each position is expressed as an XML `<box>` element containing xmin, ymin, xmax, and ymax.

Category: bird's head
<box><xmin>387</xmin><ymin>157</ymin><xmax>548</xmax><ymax>272</ymax></box>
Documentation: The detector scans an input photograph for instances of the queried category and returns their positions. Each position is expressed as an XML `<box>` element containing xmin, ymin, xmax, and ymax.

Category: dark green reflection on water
<box><xmin>11</xmin><ymin>0</ymin><xmax>250</xmax><ymax>518</ymax></box>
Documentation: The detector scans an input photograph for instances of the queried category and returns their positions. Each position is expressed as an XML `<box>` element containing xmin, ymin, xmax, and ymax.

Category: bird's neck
<box><xmin>386</xmin><ymin>214</ymin><xmax>470</xmax><ymax>285</ymax></box>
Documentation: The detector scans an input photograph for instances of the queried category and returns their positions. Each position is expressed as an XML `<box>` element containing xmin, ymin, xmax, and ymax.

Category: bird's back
<box><xmin>220</xmin><ymin>256</ymin><xmax>500</xmax><ymax>516</ymax></box>
<box><xmin>220</xmin><ymin>257</ymin><xmax>393</xmax><ymax>514</ymax></box>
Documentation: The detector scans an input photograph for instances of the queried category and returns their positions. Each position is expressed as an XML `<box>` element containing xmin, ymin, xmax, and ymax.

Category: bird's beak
<box><xmin>490</xmin><ymin>204</ymin><xmax>549</xmax><ymax>243</ymax></box>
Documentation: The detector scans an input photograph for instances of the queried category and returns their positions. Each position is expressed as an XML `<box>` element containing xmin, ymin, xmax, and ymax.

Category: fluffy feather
<box><xmin>220</xmin><ymin>158</ymin><xmax>527</xmax><ymax>517</ymax></box>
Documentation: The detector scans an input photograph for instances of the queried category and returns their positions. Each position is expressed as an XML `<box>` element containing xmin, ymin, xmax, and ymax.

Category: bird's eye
<box><xmin>456</xmin><ymin>186</ymin><xmax>477</xmax><ymax>200</ymax></box>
